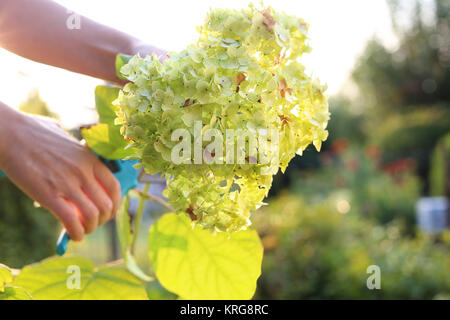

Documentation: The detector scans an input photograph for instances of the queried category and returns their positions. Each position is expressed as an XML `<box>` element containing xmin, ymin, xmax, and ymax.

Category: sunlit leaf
<box><xmin>95</xmin><ymin>85</ymin><xmax>121</xmax><ymax>126</ymax></box>
<box><xmin>14</xmin><ymin>256</ymin><xmax>148</xmax><ymax>300</ymax></box>
<box><xmin>0</xmin><ymin>264</ymin><xmax>13</xmax><ymax>292</ymax></box>
<box><xmin>148</xmin><ymin>213</ymin><xmax>263</xmax><ymax>299</ymax></box>
<box><xmin>117</xmin><ymin>195</ymin><xmax>133</xmax><ymax>257</ymax></box>
<box><xmin>116</xmin><ymin>195</ymin><xmax>153</xmax><ymax>282</ymax></box>
<box><xmin>81</xmin><ymin>123</ymin><xmax>134</xmax><ymax>159</ymax></box>
<box><xmin>0</xmin><ymin>286</ymin><xmax>32</xmax><ymax>300</ymax></box>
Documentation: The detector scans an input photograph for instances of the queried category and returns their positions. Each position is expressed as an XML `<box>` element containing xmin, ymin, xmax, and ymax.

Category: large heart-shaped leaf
<box><xmin>0</xmin><ymin>264</ymin><xmax>13</xmax><ymax>292</ymax></box>
<box><xmin>81</xmin><ymin>123</ymin><xmax>134</xmax><ymax>160</ymax></box>
<box><xmin>13</xmin><ymin>257</ymin><xmax>148</xmax><ymax>300</ymax></box>
<box><xmin>148</xmin><ymin>213</ymin><xmax>263</xmax><ymax>299</ymax></box>
<box><xmin>0</xmin><ymin>263</ymin><xmax>32</xmax><ymax>300</ymax></box>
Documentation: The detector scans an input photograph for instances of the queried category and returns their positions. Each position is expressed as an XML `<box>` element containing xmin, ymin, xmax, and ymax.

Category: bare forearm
<box><xmin>0</xmin><ymin>102</ymin><xmax>24</xmax><ymax>169</ymax></box>
<box><xmin>0</xmin><ymin>0</ymin><xmax>164</xmax><ymax>83</ymax></box>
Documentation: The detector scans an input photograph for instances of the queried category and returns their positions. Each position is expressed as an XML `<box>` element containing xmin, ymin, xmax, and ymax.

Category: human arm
<box><xmin>0</xmin><ymin>0</ymin><xmax>167</xmax><ymax>83</ymax></box>
<box><xmin>0</xmin><ymin>101</ymin><xmax>122</xmax><ymax>241</ymax></box>
<box><xmin>0</xmin><ymin>0</ymin><xmax>168</xmax><ymax>240</ymax></box>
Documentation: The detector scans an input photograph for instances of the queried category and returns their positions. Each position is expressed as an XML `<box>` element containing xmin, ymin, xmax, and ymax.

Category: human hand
<box><xmin>0</xmin><ymin>108</ymin><xmax>121</xmax><ymax>241</ymax></box>
<box><xmin>132</xmin><ymin>41</ymin><xmax>169</xmax><ymax>62</ymax></box>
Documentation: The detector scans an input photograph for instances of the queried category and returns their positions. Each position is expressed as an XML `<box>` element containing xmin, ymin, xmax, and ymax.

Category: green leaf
<box><xmin>81</xmin><ymin>123</ymin><xmax>134</xmax><ymax>160</ymax></box>
<box><xmin>117</xmin><ymin>195</ymin><xmax>133</xmax><ymax>257</ymax></box>
<box><xmin>0</xmin><ymin>264</ymin><xmax>13</xmax><ymax>292</ymax></box>
<box><xmin>117</xmin><ymin>195</ymin><xmax>153</xmax><ymax>282</ymax></box>
<box><xmin>116</xmin><ymin>54</ymin><xmax>133</xmax><ymax>80</ymax></box>
<box><xmin>0</xmin><ymin>263</ymin><xmax>32</xmax><ymax>300</ymax></box>
<box><xmin>0</xmin><ymin>286</ymin><xmax>32</xmax><ymax>300</ymax></box>
<box><xmin>145</xmin><ymin>280</ymin><xmax>178</xmax><ymax>300</ymax></box>
<box><xmin>148</xmin><ymin>213</ymin><xmax>263</xmax><ymax>299</ymax></box>
<box><xmin>124</xmin><ymin>252</ymin><xmax>153</xmax><ymax>282</ymax></box>
<box><xmin>13</xmin><ymin>256</ymin><xmax>148</xmax><ymax>300</ymax></box>
<box><xmin>95</xmin><ymin>85</ymin><xmax>120</xmax><ymax>126</ymax></box>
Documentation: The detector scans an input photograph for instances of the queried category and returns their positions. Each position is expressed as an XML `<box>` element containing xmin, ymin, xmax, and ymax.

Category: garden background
<box><xmin>0</xmin><ymin>0</ymin><xmax>449</xmax><ymax>299</ymax></box>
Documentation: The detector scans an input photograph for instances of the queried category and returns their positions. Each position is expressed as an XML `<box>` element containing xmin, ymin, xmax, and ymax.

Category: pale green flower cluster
<box><xmin>114</xmin><ymin>4</ymin><xmax>329</xmax><ymax>232</ymax></box>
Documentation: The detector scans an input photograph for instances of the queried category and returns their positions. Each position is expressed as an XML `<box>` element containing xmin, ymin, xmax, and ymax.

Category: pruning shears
<box><xmin>0</xmin><ymin>155</ymin><xmax>139</xmax><ymax>256</ymax></box>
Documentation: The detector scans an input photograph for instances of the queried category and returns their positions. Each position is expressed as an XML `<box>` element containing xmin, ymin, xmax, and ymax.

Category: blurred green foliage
<box><xmin>293</xmin><ymin>145</ymin><xmax>420</xmax><ymax>234</ymax></box>
<box><xmin>254</xmin><ymin>193</ymin><xmax>450</xmax><ymax>300</ymax></box>
<box><xmin>325</xmin><ymin>96</ymin><xmax>367</xmax><ymax>146</ymax></box>
<box><xmin>0</xmin><ymin>179</ymin><xmax>58</xmax><ymax>268</ymax></box>
<box><xmin>373</xmin><ymin>107</ymin><xmax>450</xmax><ymax>193</ymax></box>
<box><xmin>430</xmin><ymin>132</ymin><xmax>450</xmax><ymax>196</ymax></box>
<box><xmin>256</xmin><ymin>115</ymin><xmax>450</xmax><ymax>299</ymax></box>
<box><xmin>0</xmin><ymin>90</ymin><xmax>59</xmax><ymax>268</ymax></box>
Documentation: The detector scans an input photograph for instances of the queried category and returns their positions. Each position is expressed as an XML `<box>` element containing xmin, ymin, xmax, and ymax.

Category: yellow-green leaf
<box><xmin>95</xmin><ymin>85</ymin><xmax>121</xmax><ymax>126</ymax></box>
<box><xmin>81</xmin><ymin>123</ymin><xmax>134</xmax><ymax>160</ymax></box>
<box><xmin>13</xmin><ymin>256</ymin><xmax>148</xmax><ymax>300</ymax></box>
<box><xmin>0</xmin><ymin>264</ymin><xmax>13</xmax><ymax>292</ymax></box>
<box><xmin>148</xmin><ymin>213</ymin><xmax>263</xmax><ymax>299</ymax></box>
<box><xmin>0</xmin><ymin>286</ymin><xmax>32</xmax><ymax>300</ymax></box>
<box><xmin>116</xmin><ymin>195</ymin><xmax>152</xmax><ymax>282</ymax></box>
<box><xmin>117</xmin><ymin>195</ymin><xmax>133</xmax><ymax>256</ymax></box>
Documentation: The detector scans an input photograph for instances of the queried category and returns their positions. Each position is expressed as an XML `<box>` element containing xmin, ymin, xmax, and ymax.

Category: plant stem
<box><xmin>131</xmin><ymin>183</ymin><xmax>150</xmax><ymax>254</ymax></box>
<box><xmin>133</xmin><ymin>190</ymin><xmax>175</xmax><ymax>212</ymax></box>
<box><xmin>102</xmin><ymin>258</ymin><xmax>124</xmax><ymax>268</ymax></box>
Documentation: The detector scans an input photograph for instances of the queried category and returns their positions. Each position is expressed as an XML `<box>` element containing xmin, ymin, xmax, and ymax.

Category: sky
<box><xmin>0</xmin><ymin>0</ymin><xmax>397</xmax><ymax>128</ymax></box>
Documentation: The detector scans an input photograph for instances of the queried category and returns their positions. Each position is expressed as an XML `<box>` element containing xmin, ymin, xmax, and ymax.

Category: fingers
<box><xmin>82</xmin><ymin>181</ymin><xmax>113</xmax><ymax>227</ymax></box>
<box><xmin>70</xmin><ymin>191</ymin><xmax>99</xmax><ymax>235</ymax></box>
<box><xmin>47</xmin><ymin>197</ymin><xmax>85</xmax><ymax>241</ymax></box>
<box><xmin>52</xmin><ymin>161</ymin><xmax>120</xmax><ymax>239</ymax></box>
<box><xmin>5</xmin><ymin>113</ymin><xmax>123</xmax><ymax>241</ymax></box>
<box><xmin>48</xmin><ymin>175</ymin><xmax>114</xmax><ymax>241</ymax></box>
<box><xmin>93</xmin><ymin>162</ymin><xmax>121</xmax><ymax>215</ymax></box>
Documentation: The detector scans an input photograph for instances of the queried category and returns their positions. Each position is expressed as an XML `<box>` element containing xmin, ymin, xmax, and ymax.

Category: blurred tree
<box><xmin>355</xmin><ymin>0</ymin><xmax>450</xmax><ymax>112</ymax></box>
<box><xmin>325</xmin><ymin>96</ymin><xmax>367</xmax><ymax>146</ymax></box>
<box><xmin>0</xmin><ymin>179</ymin><xmax>58</xmax><ymax>268</ymax></box>
<box><xmin>352</xmin><ymin>0</ymin><xmax>450</xmax><ymax>192</ymax></box>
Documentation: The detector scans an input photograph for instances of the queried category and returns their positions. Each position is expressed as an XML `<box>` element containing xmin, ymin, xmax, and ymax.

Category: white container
<box><xmin>416</xmin><ymin>197</ymin><xmax>449</xmax><ymax>234</ymax></box>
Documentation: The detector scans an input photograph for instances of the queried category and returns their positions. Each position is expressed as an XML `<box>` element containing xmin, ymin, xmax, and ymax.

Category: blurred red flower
<box><xmin>331</xmin><ymin>138</ymin><xmax>349</xmax><ymax>154</ymax></box>
<box><xmin>383</xmin><ymin>158</ymin><xmax>415</xmax><ymax>176</ymax></box>
<box><xmin>365</xmin><ymin>145</ymin><xmax>381</xmax><ymax>160</ymax></box>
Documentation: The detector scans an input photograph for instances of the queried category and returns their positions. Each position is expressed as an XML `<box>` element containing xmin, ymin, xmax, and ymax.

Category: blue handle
<box><xmin>56</xmin><ymin>230</ymin><xmax>70</xmax><ymax>256</ymax></box>
<box><xmin>0</xmin><ymin>170</ymin><xmax>6</xmax><ymax>179</ymax></box>
<box><xmin>56</xmin><ymin>158</ymin><xmax>139</xmax><ymax>256</ymax></box>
